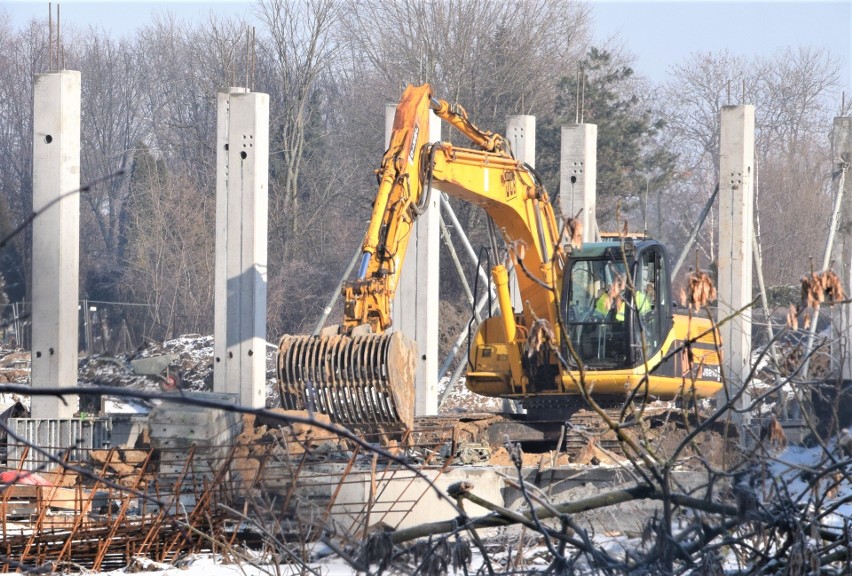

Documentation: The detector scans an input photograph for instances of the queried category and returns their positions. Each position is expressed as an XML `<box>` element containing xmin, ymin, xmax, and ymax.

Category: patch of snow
<box><xmin>0</xmin><ymin>392</ymin><xmax>29</xmax><ymax>411</ymax></box>
<box><xmin>766</xmin><ymin>441</ymin><xmax>851</xmax><ymax>518</ymax></box>
<box><xmin>103</xmin><ymin>396</ymin><xmax>150</xmax><ymax>415</ymax></box>
<box><xmin>438</xmin><ymin>376</ymin><xmax>503</xmax><ymax>414</ymax></box>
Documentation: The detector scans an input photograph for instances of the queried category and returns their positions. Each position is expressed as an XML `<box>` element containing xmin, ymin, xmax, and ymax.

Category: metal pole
<box><xmin>672</xmin><ymin>184</ymin><xmax>719</xmax><ymax>279</ymax></box>
<box><xmin>752</xmin><ymin>232</ymin><xmax>778</xmax><ymax>365</ymax></box>
<box><xmin>438</xmin><ymin>289</ymin><xmax>492</xmax><ymax>381</ymax></box>
<box><xmin>440</xmin><ymin>214</ymin><xmax>480</xmax><ymax>317</ymax></box>
<box><xmin>441</xmin><ymin>193</ymin><xmax>491</xmax><ymax>286</ymax></box>
<box><xmin>13</xmin><ymin>302</ymin><xmax>20</xmax><ymax>348</ymax></box>
<box><xmin>439</xmin><ymin>345</ymin><xmax>474</xmax><ymax>408</ymax></box>
<box><xmin>82</xmin><ymin>298</ymin><xmax>91</xmax><ymax>355</ymax></box>
<box><xmin>803</xmin><ymin>164</ymin><xmax>848</xmax><ymax>378</ymax></box>
<box><xmin>643</xmin><ymin>174</ymin><xmax>648</xmax><ymax>237</ymax></box>
<box><xmin>312</xmin><ymin>245</ymin><xmax>361</xmax><ymax>337</ymax></box>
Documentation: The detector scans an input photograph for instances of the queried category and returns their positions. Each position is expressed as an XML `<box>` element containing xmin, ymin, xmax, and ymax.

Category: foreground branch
<box><xmin>390</xmin><ymin>483</ymin><xmax>738</xmax><ymax>545</ymax></box>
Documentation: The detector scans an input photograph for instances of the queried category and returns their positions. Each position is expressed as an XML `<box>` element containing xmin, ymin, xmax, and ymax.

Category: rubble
<box><xmin>77</xmin><ymin>335</ymin><xmax>218</xmax><ymax>392</ymax></box>
<box><xmin>0</xmin><ymin>350</ymin><xmax>30</xmax><ymax>385</ymax></box>
<box><xmin>75</xmin><ymin>335</ymin><xmax>278</xmax><ymax>409</ymax></box>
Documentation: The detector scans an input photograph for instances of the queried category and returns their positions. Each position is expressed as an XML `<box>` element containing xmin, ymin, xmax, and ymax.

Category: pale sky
<box><xmin>4</xmin><ymin>0</ymin><xmax>851</xmax><ymax>88</ymax></box>
<box><xmin>592</xmin><ymin>1</ymin><xmax>851</xmax><ymax>85</ymax></box>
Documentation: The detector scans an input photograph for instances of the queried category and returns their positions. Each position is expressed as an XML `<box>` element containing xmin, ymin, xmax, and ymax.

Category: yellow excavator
<box><xmin>277</xmin><ymin>84</ymin><xmax>722</xmax><ymax>437</ymax></box>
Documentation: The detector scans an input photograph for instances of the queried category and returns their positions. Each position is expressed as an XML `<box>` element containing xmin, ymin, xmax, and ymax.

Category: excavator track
<box><xmin>277</xmin><ymin>332</ymin><xmax>416</xmax><ymax>434</ymax></box>
<box><xmin>409</xmin><ymin>401</ymin><xmax>735</xmax><ymax>466</ymax></box>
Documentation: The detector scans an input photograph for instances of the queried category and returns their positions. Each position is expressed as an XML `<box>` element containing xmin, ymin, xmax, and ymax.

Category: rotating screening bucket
<box><xmin>277</xmin><ymin>331</ymin><xmax>416</xmax><ymax>434</ymax></box>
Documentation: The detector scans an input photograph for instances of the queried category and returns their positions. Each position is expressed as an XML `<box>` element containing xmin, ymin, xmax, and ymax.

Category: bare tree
<box><xmin>132</xmin><ymin>13</ymin><xmax>220</xmax><ymax>187</ymax></box>
<box><xmin>73</xmin><ymin>28</ymin><xmax>147</xmax><ymax>299</ymax></box>
<box><xmin>196</xmin><ymin>13</ymin><xmax>251</xmax><ymax>92</ymax></box>
<box><xmin>0</xmin><ymin>17</ymin><xmax>51</xmax><ymax>304</ymax></box>
<box><xmin>338</xmin><ymin>0</ymin><xmax>592</xmax><ymax>122</ymax></box>
<box><xmin>661</xmin><ymin>48</ymin><xmax>844</xmax><ymax>289</ymax></box>
<box><xmin>257</xmin><ymin>0</ymin><xmax>341</xmax><ymax>261</ymax></box>
<box><xmin>118</xmin><ymin>146</ymin><xmax>215</xmax><ymax>340</ymax></box>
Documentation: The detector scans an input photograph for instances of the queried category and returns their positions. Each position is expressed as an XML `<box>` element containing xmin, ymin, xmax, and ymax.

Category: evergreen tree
<box><xmin>119</xmin><ymin>143</ymin><xmax>168</xmax><ymax>259</ymax></box>
<box><xmin>0</xmin><ymin>197</ymin><xmax>25</xmax><ymax>304</ymax></box>
<box><xmin>0</xmin><ymin>271</ymin><xmax>8</xmax><ymax>307</ymax></box>
<box><xmin>538</xmin><ymin>48</ymin><xmax>677</xmax><ymax>230</ymax></box>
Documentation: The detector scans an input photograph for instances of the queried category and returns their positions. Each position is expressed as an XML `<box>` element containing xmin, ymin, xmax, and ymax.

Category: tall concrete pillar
<box><xmin>214</xmin><ymin>87</ymin><xmax>248</xmax><ymax>398</ymax></box>
<box><xmin>717</xmin><ymin>105</ymin><xmax>755</xmax><ymax>422</ymax></box>
<box><xmin>833</xmin><ymin>117</ymin><xmax>852</xmax><ymax>379</ymax></box>
<box><xmin>389</xmin><ymin>105</ymin><xmax>441</xmax><ymax>416</ymax></box>
<box><xmin>506</xmin><ymin>115</ymin><xmax>535</xmax><ymax>310</ymax></box>
<box><xmin>213</xmin><ymin>89</ymin><xmax>269</xmax><ymax>408</ymax></box>
<box><xmin>561</xmin><ymin>124</ymin><xmax>598</xmax><ymax>241</ymax></box>
<box><xmin>31</xmin><ymin>71</ymin><xmax>81</xmax><ymax>419</ymax></box>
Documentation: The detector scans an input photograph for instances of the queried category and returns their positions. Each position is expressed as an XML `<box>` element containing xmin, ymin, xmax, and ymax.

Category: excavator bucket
<box><xmin>277</xmin><ymin>331</ymin><xmax>416</xmax><ymax>435</ymax></box>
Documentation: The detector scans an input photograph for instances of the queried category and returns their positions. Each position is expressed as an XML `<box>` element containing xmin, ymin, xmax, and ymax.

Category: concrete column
<box><xmin>717</xmin><ymin>105</ymin><xmax>755</xmax><ymax>422</ymax></box>
<box><xmin>560</xmin><ymin>124</ymin><xmax>597</xmax><ymax>241</ymax></box>
<box><xmin>833</xmin><ymin>117</ymin><xmax>852</xmax><ymax>379</ymax></box>
<box><xmin>213</xmin><ymin>89</ymin><xmax>269</xmax><ymax>408</ymax></box>
<box><xmin>506</xmin><ymin>115</ymin><xmax>535</xmax><ymax>311</ymax></box>
<box><xmin>214</xmin><ymin>87</ymin><xmax>249</xmax><ymax>398</ymax></box>
<box><xmin>31</xmin><ymin>71</ymin><xmax>81</xmax><ymax>419</ymax></box>
<box><xmin>507</xmin><ymin>115</ymin><xmax>535</xmax><ymax>167</ymax></box>
<box><xmin>389</xmin><ymin>105</ymin><xmax>441</xmax><ymax>416</ymax></box>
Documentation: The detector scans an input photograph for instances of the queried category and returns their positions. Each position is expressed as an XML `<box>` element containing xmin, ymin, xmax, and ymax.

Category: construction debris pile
<box><xmin>0</xmin><ymin>335</ymin><xmax>279</xmax><ymax>408</ymax></box>
<box><xmin>0</xmin><ymin>335</ymin><xmax>835</xmax><ymax>575</ymax></box>
<box><xmin>0</xmin><ymin>410</ymin><xmax>364</xmax><ymax>571</ymax></box>
<box><xmin>0</xmin><ymin>350</ymin><xmax>30</xmax><ymax>385</ymax></box>
<box><xmin>75</xmin><ymin>335</ymin><xmax>270</xmax><ymax>393</ymax></box>
<box><xmin>0</xmin><ymin>407</ymin><xmax>522</xmax><ymax>571</ymax></box>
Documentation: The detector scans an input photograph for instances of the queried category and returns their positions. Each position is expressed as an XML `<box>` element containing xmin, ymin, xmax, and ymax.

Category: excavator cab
<box><xmin>563</xmin><ymin>239</ymin><xmax>673</xmax><ymax>371</ymax></box>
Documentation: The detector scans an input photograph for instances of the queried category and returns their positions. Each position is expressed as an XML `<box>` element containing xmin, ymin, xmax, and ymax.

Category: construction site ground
<box><xmin>0</xmin><ymin>337</ymin><xmax>741</xmax><ymax>572</ymax></box>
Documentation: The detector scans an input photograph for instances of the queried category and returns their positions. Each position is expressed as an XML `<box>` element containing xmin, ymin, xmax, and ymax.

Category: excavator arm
<box><xmin>342</xmin><ymin>85</ymin><xmax>434</xmax><ymax>334</ymax></box>
<box><xmin>278</xmin><ymin>83</ymin><xmax>564</xmax><ymax>435</ymax></box>
<box><xmin>342</xmin><ymin>84</ymin><xmax>547</xmax><ymax>335</ymax></box>
<box><xmin>425</xmin><ymin>141</ymin><xmax>563</xmax><ymax>328</ymax></box>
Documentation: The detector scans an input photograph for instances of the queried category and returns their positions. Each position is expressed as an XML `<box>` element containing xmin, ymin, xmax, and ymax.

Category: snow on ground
<box><xmin>99</xmin><ymin>553</ymin><xmax>363</xmax><ymax>576</ymax></box>
<box><xmin>438</xmin><ymin>375</ymin><xmax>503</xmax><ymax>414</ymax></box>
<box><xmin>102</xmin><ymin>396</ymin><xmax>152</xmax><ymax>414</ymax></box>
<box><xmin>0</xmin><ymin>549</ymin><xmax>491</xmax><ymax>576</ymax></box>
<box><xmin>767</xmin><ymin>440</ymin><xmax>852</xmax><ymax>531</ymax></box>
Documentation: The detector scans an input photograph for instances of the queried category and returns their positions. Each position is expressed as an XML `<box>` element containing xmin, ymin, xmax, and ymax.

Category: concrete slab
<box><xmin>330</xmin><ymin>466</ymin><xmax>505</xmax><ymax>530</ymax></box>
<box><xmin>148</xmin><ymin>392</ymin><xmax>240</xmax><ymax>476</ymax></box>
<box><xmin>321</xmin><ymin>462</ymin><xmax>709</xmax><ymax>535</ymax></box>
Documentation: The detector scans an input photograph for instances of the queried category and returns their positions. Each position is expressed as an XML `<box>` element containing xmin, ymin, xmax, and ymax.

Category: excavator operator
<box><xmin>594</xmin><ymin>284</ymin><xmax>651</xmax><ymax>322</ymax></box>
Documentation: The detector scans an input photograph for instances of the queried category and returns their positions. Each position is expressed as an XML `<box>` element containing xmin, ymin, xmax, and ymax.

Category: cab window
<box><xmin>633</xmin><ymin>249</ymin><xmax>666</xmax><ymax>354</ymax></box>
<box><xmin>565</xmin><ymin>257</ymin><xmax>629</xmax><ymax>369</ymax></box>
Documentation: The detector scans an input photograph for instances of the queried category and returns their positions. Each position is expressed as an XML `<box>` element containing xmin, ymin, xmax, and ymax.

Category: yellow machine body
<box><xmin>278</xmin><ymin>84</ymin><xmax>722</xmax><ymax>434</ymax></box>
